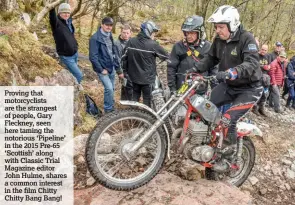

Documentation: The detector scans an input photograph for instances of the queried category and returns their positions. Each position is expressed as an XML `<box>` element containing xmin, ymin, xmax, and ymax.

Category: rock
<box><xmin>178</xmin><ymin>159</ymin><xmax>204</xmax><ymax>181</ymax></box>
<box><xmin>86</xmin><ymin>177</ymin><xmax>96</xmax><ymax>186</ymax></box>
<box><xmin>41</xmin><ymin>29</ymin><xmax>47</xmax><ymax>34</ymax></box>
<box><xmin>285</xmin><ymin>183</ymin><xmax>291</xmax><ymax>191</ymax></box>
<box><xmin>86</xmin><ymin>172</ymin><xmax>252</xmax><ymax>205</ymax></box>
<box><xmin>259</xmin><ymin>188</ymin><xmax>267</xmax><ymax>195</ymax></box>
<box><xmin>22</xmin><ymin>13</ymin><xmax>31</xmax><ymax>26</ymax></box>
<box><xmin>288</xmin><ymin>149</ymin><xmax>295</xmax><ymax>159</ymax></box>
<box><xmin>285</xmin><ymin>169</ymin><xmax>295</xmax><ymax>179</ymax></box>
<box><xmin>74</xmin><ymin>134</ymin><xmax>89</xmax><ymax>157</ymax></box>
<box><xmin>272</xmin><ymin>167</ymin><xmax>283</xmax><ymax>176</ymax></box>
<box><xmin>77</xmin><ymin>155</ymin><xmax>85</xmax><ymax>164</ymax></box>
<box><xmin>248</xmin><ymin>176</ymin><xmax>259</xmax><ymax>185</ymax></box>
<box><xmin>73</xmin><ymin>165</ymin><xmax>77</xmax><ymax>174</ymax></box>
<box><xmin>291</xmin><ymin>164</ymin><xmax>295</xmax><ymax>172</ymax></box>
<box><xmin>281</xmin><ymin>158</ymin><xmax>293</xmax><ymax>166</ymax></box>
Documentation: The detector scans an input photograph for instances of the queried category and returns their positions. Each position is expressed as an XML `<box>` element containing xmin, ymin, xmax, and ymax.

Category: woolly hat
<box><xmin>58</xmin><ymin>3</ymin><xmax>71</xmax><ymax>14</ymax></box>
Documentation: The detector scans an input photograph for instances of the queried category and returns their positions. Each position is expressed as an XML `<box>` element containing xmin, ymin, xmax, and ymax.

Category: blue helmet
<box><xmin>141</xmin><ymin>20</ymin><xmax>159</xmax><ymax>38</ymax></box>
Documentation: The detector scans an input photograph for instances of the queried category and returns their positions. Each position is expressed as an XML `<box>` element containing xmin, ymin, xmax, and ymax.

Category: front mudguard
<box><xmin>237</xmin><ymin>122</ymin><xmax>263</xmax><ymax>138</ymax></box>
<box><xmin>119</xmin><ymin>100</ymin><xmax>171</xmax><ymax>159</ymax></box>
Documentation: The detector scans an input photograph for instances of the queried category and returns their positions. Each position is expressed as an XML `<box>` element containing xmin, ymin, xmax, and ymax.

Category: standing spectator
<box><xmin>269</xmin><ymin>41</ymin><xmax>283</xmax><ymax>63</ymax></box>
<box><xmin>49</xmin><ymin>3</ymin><xmax>83</xmax><ymax>84</ymax></box>
<box><xmin>167</xmin><ymin>15</ymin><xmax>211</xmax><ymax>93</ymax></box>
<box><xmin>122</xmin><ymin>20</ymin><xmax>169</xmax><ymax>107</ymax></box>
<box><xmin>269</xmin><ymin>51</ymin><xmax>288</xmax><ymax>113</ymax></box>
<box><xmin>89</xmin><ymin>17</ymin><xmax>124</xmax><ymax>113</ymax></box>
<box><xmin>114</xmin><ymin>24</ymin><xmax>133</xmax><ymax>100</ymax></box>
<box><xmin>253</xmin><ymin>44</ymin><xmax>271</xmax><ymax>116</ymax></box>
<box><xmin>286</xmin><ymin>56</ymin><xmax>295</xmax><ymax>109</ymax></box>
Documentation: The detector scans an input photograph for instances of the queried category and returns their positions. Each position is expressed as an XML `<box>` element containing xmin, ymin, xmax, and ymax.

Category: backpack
<box><xmin>84</xmin><ymin>94</ymin><xmax>102</xmax><ymax>118</ymax></box>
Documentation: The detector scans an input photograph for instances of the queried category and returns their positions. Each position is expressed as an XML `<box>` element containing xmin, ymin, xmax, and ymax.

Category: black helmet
<box><xmin>181</xmin><ymin>15</ymin><xmax>205</xmax><ymax>39</ymax></box>
<box><xmin>141</xmin><ymin>20</ymin><xmax>160</xmax><ymax>38</ymax></box>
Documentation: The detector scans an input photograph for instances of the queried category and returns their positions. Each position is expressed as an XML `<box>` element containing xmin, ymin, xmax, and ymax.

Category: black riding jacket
<box><xmin>194</xmin><ymin>26</ymin><xmax>262</xmax><ymax>88</ymax></box>
<box><xmin>167</xmin><ymin>39</ymin><xmax>211</xmax><ymax>91</ymax></box>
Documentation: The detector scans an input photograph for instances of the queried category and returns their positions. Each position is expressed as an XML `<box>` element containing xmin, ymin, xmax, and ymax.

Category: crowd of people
<box><xmin>49</xmin><ymin>2</ymin><xmax>295</xmax><ymax>170</ymax></box>
<box><xmin>49</xmin><ymin>3</ymin><xmax>295</xmax><ymax>117</ymax></box>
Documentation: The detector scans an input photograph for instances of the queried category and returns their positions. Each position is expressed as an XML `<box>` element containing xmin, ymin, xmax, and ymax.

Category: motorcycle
<box><xmin>86</xmin><ymin>73</ymin><xmax>263</xmax><ymax>191</ymax></box>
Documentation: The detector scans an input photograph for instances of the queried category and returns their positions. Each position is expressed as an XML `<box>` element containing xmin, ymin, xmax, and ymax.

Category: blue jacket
<box><xmin>89</xmin><ymin>28</ymin><xmax>121</xmax><ymax>74</ymax></box>
<box><xmin>287</xmin><ymin>56</ymin><xmax>295</xmax><ymax>87</ymax></box>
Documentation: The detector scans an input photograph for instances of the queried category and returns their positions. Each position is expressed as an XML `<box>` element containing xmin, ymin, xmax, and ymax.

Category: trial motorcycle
<box><xmin>86</xmin><ymin>73</ymin><xmax>262</xmax><ymax>190</ymax></box>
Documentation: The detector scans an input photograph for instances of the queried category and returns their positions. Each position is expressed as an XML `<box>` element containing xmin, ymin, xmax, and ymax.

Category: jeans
<box><xmin>59</xmin><ymin>52</ymin><xmax>83</xmax><ymax>84</ymax></box>
<box><xmin>98</xmin><ymin>70</ymin><xmax>115</xmax><ymax>112</ymax></box>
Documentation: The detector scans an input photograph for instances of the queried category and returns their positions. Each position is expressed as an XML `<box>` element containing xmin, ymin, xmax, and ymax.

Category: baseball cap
<box><xmin>275</xmin><ymin>41</ymin><xmax>282</xmax><ymax>47</ymax></box>
<box><xmin>102</xmin><ymin>17</ymin><xmax>114</xmax><ymax>25</ymax></box>
<box><xmin>279</xmin><ymin>51</ymin><xmax>287</xmax><ymax>58</ymax></box>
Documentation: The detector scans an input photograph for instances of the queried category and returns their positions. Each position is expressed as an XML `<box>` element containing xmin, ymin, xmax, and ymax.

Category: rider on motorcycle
<box><xmin>188</xmin><ymin>5</ymin><xmax>263</xmax><ymax>169</ymax></box>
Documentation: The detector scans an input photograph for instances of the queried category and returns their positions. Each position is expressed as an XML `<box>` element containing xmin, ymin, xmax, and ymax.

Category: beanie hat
<box><xmin>58</xmin><ymin>3</ymin><xmax>71</xmax><ymax>14</ymax></box>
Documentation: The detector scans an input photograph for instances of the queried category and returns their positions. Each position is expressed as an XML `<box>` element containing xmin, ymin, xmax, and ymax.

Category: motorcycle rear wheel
<box><xmin>86</xmin><ymin>109</ymin><xmax>167</xmax><ymax>190</ymax></box>
<box><xmin>205</xmin><ymin>136</ymin><xmax>255</xmax><ymax>187</ymax></box>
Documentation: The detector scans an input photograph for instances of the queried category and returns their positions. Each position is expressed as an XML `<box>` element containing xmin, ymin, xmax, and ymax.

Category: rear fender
<box><xmin>119</xmin><ymin>100</ymin><xmax>171</xmax><ymax>159</ymax></box>
<box><xmin>237</xmin><ymin>122</ymin><xmax>263</xmax><ymax>138</ymax></box>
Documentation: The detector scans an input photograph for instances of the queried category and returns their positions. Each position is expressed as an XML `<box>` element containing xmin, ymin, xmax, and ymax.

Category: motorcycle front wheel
<box><xmin>86</xmin><ymin>109</ymin><xmax>167</xmax><ymax>190</ymax></box>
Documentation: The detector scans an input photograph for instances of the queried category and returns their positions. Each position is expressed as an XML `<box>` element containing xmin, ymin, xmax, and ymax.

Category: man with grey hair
<box><xmin>49</xmin><ymin>3</ymin><xmax>83</xmax><ymax>84</ymax></box>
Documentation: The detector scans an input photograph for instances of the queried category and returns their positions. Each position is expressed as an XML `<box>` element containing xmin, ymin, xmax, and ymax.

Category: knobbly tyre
<box><xmin>86</xmin><ymin>73</ymin><xmax>263</xmax><ymax>190</ymax></box>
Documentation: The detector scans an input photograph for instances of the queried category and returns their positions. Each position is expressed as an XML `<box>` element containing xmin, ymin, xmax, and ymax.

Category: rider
<box><xmin>122</xmin><ymin>20</ymin><xmax>168</xmax><ymax>107</ymax></box>
<box><xmin>188</xmin><ymin>5</ymin><xmax>263</xmax><ymax>171</ymax></box>
<box><xmin>167</xmin><ymin>15</ymin><xmax>212</xmax><ymax>93</ymax></box>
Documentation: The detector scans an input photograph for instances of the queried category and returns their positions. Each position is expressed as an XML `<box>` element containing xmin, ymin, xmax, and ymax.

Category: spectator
<box><xmin>286</xmin><ymin>56</ymin><xmax>295</xmax><ymax>109</ymax></box>
<box><xmin>269</xmin><ymin>41</ymin><xmax>283</xmax><ymax>63</ymax></box>
<box><xmin>269</xmin><ymin>51</ymin><xmax>288</xmax><ymax>113</ymax></box>
<box><xmin>114</xmin><ymin>24</ymin><xmax>133</xmax><ymax>101</ymax></box>
<box><xmin>167</xmin><ymin>15</ymin><xmax>211</xmax><ymax>93</ymax></box>
<box><xmin>253</xmin><ymin>44</ymin><xmax>271</xmax><ymax>116</ymax></box>
<box><xmin>89</xmin><ymin>17</ymin><xmax>124</xmax><ymax>113</ymax></box>
<box><xmin>49</xmin><ymin>3</ymin><xmax>83</xmax><ymax>84</ymax></box>
<box><xmin>122</xmin><ymin>20</ymin><xmax>169</xmax><ymax>107</ymax></box>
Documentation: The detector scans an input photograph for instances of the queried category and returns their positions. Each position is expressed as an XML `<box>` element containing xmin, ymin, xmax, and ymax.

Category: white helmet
<box><xmin>207</xmin><ymin>5</ymin><xmax>240</xmax><ymax>33</ymax></box>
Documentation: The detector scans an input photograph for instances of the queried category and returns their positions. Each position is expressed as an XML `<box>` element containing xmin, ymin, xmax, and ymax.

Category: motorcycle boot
<box><xmin>258</xmin><ymin>104</ymin><xmax>268</xmax><ymax>117</ymax></box>
<box><xmin>213</xmin><ymin>144</ymin><xmax>238</xmax><ymax>173</ymax></box>
<box><xmin>252</xmin><ymin>105</ymin><xmax>260</xmax><ymax>116</ymax></box>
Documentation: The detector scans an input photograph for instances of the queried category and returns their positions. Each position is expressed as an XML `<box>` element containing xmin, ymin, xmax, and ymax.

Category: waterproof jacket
<box><xmin>89</xmin><ymin>28</ymin><xmax>121</xmax><ymax>74</ymax></box>
<box><xmin>194</xmin><ymin>25</ymin><xmax>262</xmax><ymax>88</ymax></box>
<box><xmin>287</xmin><ymin>56</ymin><xmax>295</xmax><ymax>87</ymax></box>
<box><xmin>167</xmin><ymin>40</ymin><xmax>211</xmax><ymax>91</ymax></box>
<box><xmin>269</xmin><ymin>57</ymin><xmax>288</xmax><ymax>86</ymax></box>
<box><xmin>122</xmin><ymin>32</ymin><xmax>169</xmax><ymax>85</ymax></box>
<box><xmin>49</xmin><ymin>9</ymin><xmax>78</xmax><ymax>56</ymax></box>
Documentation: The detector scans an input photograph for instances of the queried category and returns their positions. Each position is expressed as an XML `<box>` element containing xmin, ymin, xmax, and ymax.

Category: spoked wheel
<box><xmin>205</xmin><ymin>137</ymin><xmax>255</xmax><ymax>187</ymax></box>
<box><xmin>86</xmin><ymin>109</ymin><xmax>167</xmax><ymax>190</ymax></box>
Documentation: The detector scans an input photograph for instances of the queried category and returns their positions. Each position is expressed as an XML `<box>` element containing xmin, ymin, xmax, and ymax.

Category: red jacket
<box><xmin>269</xmin><ymin>57</ymin><xmax>288</xmax><ymax>86</ymax></box>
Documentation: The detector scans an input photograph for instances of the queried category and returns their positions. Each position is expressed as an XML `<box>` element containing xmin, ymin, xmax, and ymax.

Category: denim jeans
<box><xmin>98</xmin><ymin>70</ymin><xmax>115</xmax><ymax>112</ymax></box>
<box><xmin>59</xmin><ymin>52</ymin><xmax>83</xmax><ymax>84</ymax></box>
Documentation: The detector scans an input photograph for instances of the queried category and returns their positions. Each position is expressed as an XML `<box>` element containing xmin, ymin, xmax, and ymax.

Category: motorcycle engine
<box><xmin>184</xmin><ymin>120</ymin><xmax>215</xmax><ymax>162</ymax></box>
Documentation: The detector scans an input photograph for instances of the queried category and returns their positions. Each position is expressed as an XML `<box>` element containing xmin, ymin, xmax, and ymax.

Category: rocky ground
<box><xmin>73</xmin><ymin>76</ymin><xmax>295</xmax><ymax>205</ymax></box>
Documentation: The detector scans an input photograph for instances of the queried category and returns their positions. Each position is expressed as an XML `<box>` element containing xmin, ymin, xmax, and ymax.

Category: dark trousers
<box><xmin>120</xmin><ymin>79</ymin><xmax>133</xmax><ymax>101</ymax></box>
<box><xmin>210</xmin><ymin>83</ymin><xmax>263</xmax><ymax>145</ymax></box>
<box><xmin>132</xmin><ymin>83</ymin><xmax>152</xmax><ymax>107</ymax></box>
